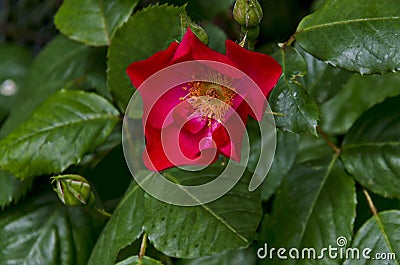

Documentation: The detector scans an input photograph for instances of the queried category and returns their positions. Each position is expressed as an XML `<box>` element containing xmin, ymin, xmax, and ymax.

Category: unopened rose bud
<box><xmin>52</xmin><ymin>175</ymin><xmax>93</xmax><ymax>207</ymax></box>
<box><xmin>233</xmin><ymin>0</ymin><xmax>263</xmax><ymax>28</ymax></box>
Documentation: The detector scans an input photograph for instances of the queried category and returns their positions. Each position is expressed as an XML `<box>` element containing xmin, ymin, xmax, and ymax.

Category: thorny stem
<box><xmin>363</xmin><ymin>189</ymin><xmax>378</xmax><ymax>216</ymax></box>
<box><xmin>317</xmin><ymin>126</ymin><xmax>341</xmax><ymax>155</ymax></box>
<box><xmin>139</xmin><ymin>233</ymin><xmax>148</xmax><ymax>263</ymax></box>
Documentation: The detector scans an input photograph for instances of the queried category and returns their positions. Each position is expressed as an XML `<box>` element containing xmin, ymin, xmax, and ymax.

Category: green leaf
<box><xmin>0</xmin><ymin>90</ymin><xmax>119</xmax><ymax>179</ymax></box>
<box><xmin>107</xmin><ymin>4</ymin><xmax>184</xmax><ymax>112</ymax></box>
<box><xmin>265</xmin><ymin>156</ymin><xmax>356</xmax><ymax>265</ymax></box>
<box><xmin>321</xmin><ymin>73</ymin><xmax>400</xmax><ymax>135</ymax></box>
<box><xmin>261</xmin><ymin>130</ymin><xmax>299</xmax><ymax>201</ymax></box>
<box><xmin>343</xmin><ymin>210</ymin><xmax>400</xmax><ymax>265</ymax></box>
<box><xmin>295</xmin><ymin>0</ymin><xmax>400</xmax><ymax>74</ymax></box>
<box><xmin>179</xmin><ymin>13</ymin><xmax>209</xmax><ymax>45</ymax></box>
<box><xmin>0</xmin><ymin>44</ymin><xmax>33</xmax><ymax>113</ymax></box>
<box><xmin>87</xmin><ymin>181</ymin><xmax>145</xmax><ymax>265</ymax></box>
<box><xmin>0</xmin><ymin>45</ymin><xmax>35</xmax><ymax>206</ymax></box>
<box><xmin>116</xmin><ymin>256</ymin><xmax>163</xmax><ymax>265</ymax></box>
<box><xmin>298</xmin><ymin>46</ymin><xmax>352</xmax><ymax>103</ymax></box>
<box><xmin>270</xmin><ymin>46</ymin><xmax>319</xmax><ymax>135</ymax></box>
<box><xmin>0</xmin><ymin>169</ymin><xmax>33</xmax><ymax>209</ymax></box>
<box><xmin>176</xmin><ymin>248</ymin><xmax>257</xmax><ymax>265</ymax></box>
<box><xmin>0</xmin><ymin>35</ymin><xmax>94</xmax><ymax>138</ymax></box>
<box><xmin>355</xmin><ymin>190</ymin><xmax>400</xmax><ymax>232</ymax></box>
<box><xmin>144</xmin><ymin>164</ymin><xmax>262</xmax><ymax>258</ymax></box>
<box><xmin>295</xmin><ymin>134</ymin><xmax>334</xmax><ymax>164</ymax></box>
<box><xmin>204</xmin><ymin>23</ymin><xmax>227</xmax><ymax>54</ymax></box>
<box><xmin>55</xmin><ymin>0</ymin><xmax>138</xmax><ymax>46</ymax></box>
<box><xmin>0</xmin><ymin>191</ymin><xmax>102</xmax><ymax>265</ymax></box>
<box><xmin>90</xmin><ymin>166</ymin><xmax>261</xmax><ymax>261</ymax></box>
<box><xmin>342</xmin><ymin>96</ymin><xmax>400</xmax><ymax>199</ymax></box>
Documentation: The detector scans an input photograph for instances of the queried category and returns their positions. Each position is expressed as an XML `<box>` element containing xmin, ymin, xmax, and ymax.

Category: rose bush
<box><xmin>127</xmin><ymin>29</ymin><xmax>281</xmax><ymax>171</ymax></box>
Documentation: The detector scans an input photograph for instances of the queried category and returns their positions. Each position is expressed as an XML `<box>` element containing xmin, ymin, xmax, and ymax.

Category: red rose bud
<box><xmin>126</xmin><ymin>28</ymin><xmax>282</xmax><ymax>171</ymax></box>
<box><xmin>52</xmin><ymin>175</ymin><xmax>93</xmax><ymax>207</ymax></box>
<box><xmin>233</xmin><ymin>0</ymin><xmax>263</xmax><ymax>28</ymax></box>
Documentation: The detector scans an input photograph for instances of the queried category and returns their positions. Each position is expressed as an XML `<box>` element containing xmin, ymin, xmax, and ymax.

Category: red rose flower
<box><xmin>127</xmin><ymin>28</ymin><xmax>282</xmax><ymax>171</ymax></box>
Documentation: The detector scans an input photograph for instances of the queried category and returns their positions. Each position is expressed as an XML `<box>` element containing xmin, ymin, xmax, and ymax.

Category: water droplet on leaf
<box><xmin>0</xmin><ymin>79</ymin><xmax>17</xmax><ymax>96</ymax></box>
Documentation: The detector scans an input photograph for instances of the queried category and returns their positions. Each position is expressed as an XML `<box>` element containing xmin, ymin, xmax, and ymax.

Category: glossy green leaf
<box><xmin>0</xmin><ymin>45</ymin><xmax>34</xmax><ymax>208</ymax></box>
<box><xmin>261</xmin><ymin>130</ymin><xmax>299</xmax><ymax>201</ymax></box>
<box><xmin>342</xmin><ymin>96</ymin><xmax>400</xmax><ymax>199</ymax></box>
<box><xmin>343</xmin><ymin>211</ymin><xmax>400</xmax><ymax>265</ymax></box>
<box><xmin>321</xmin><ymin>73</ymin><xmax>400</xmax><ymax>135</ymax></box>
<box><xmin>144</xmin><ymin>164</ymin><xmax>262</xmax><ymax>258</ymax></box>
<box><xmin>87</xmin><ymin>181</ymin><xmax>145</xmax><ymax>265</ymax></box>
<box><xmin>176</xmin><ymin>248</ymin><xmax>257</xmax><ymax>265</ymax></box>
<box><xmin>55</xmin><ymin>0</ymin><xmax>138</xmax><ymax>46</ymax></box>
<box><xmin>79</xmin><ymin>124</ymin><xmax>122</xmax><ymax>168</ymax></box>
<box><xmin>107</xmin><ymin>4</ymin><xmax>184</xmax><ymax>112</ymax></box>
<box><xmin>116</xmin><ymin>256</ymin><xmax>163</xmax><ymax>265</ymax></box>
<box><xmin>298</xmin><ymin>46</ymin><xmax>352</xmax><ymax>103</ymax></box>
<box><xmin>0</xmin><ymin>169</ymin><xmax>33</xmax><ymax>208</ymax></box>
<box><xmin>270</xmin><ymin>46</ymin><xmax>319</xmax><ymax>135</ymax></box>
<box><xmin>296</xmin><ymin>0</ymin><xmax>400</xmax><ymax>74</ymax></box>
<box><xmin>0</xmin><ymin>191</ymin><xmax>102</xmax><ymax>265</ymax></box>
<box><xmin>264</xmin><ymin>156</ymin><xmax>356</xmax><ymax>265</ymax></box>
<box><xmin>295</xmin><ymin>134</ymin><xmax>334</xmax><ymax>164</ymax></box>
<box><xmin>0</xmin><ymin>36</ymin><xmax>94</xmax><ymax>138</ymax></box>
<box><xmin>0</xmin><ymin>90</ymin><xmax>119</xmax><ymax>179</ymax></box>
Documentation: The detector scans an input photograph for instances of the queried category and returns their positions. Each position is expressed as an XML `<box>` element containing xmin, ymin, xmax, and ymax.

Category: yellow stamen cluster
<box><xmin>181</xmin><ymin>81</ymin><xmax>236</xmax><ymax>125</ymax></box>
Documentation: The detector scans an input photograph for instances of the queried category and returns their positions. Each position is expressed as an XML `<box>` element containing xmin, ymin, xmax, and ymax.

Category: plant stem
<box><xmin>139</xmin><ymin>233</ymin><xmax>148</xmax><ymax>262</ymax></box>
<box><xmin>245</xmin><ymin>39</ymin><xmax>255</xmax><ymax>51</ymax></box>
<box><xmin>279</xmin><ymin>34</ymin><xmax>296</xmax><ymax>48</ymax></box>
<box><xmin>363</xmin><ymin>189</ymin><xmax>378</xmax><ymax>216</ymax></box>
<box><xmin>317</xmin><ymin>126</ymin><xmax>341</xmax><ymax>155</ymax></box>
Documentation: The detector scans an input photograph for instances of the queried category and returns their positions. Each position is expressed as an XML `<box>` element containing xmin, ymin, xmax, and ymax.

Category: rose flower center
<box><xmin>181</xmin><ymin>81</ymin><xmax>236</xmax><ymax>125</ymax></box>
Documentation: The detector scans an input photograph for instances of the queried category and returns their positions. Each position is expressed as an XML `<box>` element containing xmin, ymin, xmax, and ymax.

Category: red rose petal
<box><xmin>142</xmin><ymin>85</ymin><xmax>188</xmax><ymax>129</ymax></box>
<box><xmin>226</xmin><ymin>40</ymin><xmax>282</xmax><ymax>97</ymax></box>
<box><xmin>172</xmin><ymin>28</ymin><xmax>233</xmax><ymax>65</ymax></box>
<box><xmin>127</xmin><ymin>42</ymin><xmax>179</xmax><ymax>88</ymax></box>
<box><xmin>226</xmin><ymin>40</ymin><xmax>282</xmax><ymax>120</ymax></box>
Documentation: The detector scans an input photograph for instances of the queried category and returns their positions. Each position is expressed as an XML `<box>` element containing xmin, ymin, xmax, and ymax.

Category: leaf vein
<box><xmin>298</xmin><ymin>17</ymin><xmax>400</xmax><ymax>33</ymax></box>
